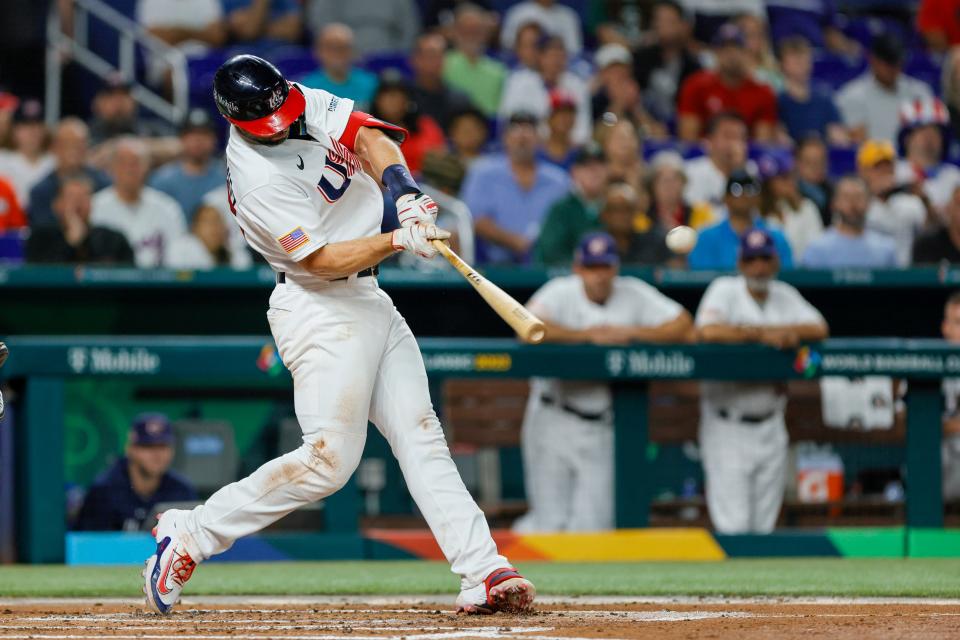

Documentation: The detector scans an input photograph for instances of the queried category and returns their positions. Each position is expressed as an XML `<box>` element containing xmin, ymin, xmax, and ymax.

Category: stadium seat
<box><xmin>171</xmin><ymin>419</ymin><xmax>239</xmax><ymax>495</ymax></box>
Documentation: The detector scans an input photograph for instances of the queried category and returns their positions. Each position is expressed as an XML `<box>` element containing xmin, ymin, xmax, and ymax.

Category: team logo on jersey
<box><xmin>267</xmin><ymin>87</ymin><xmax>285</xmax><ymax>110</ymax></box>
<box><xmin>328</xmin><ymin>96</ymin><xmax>340</xmax><ymax>111</ymax></box>
<box><xmin>278</xmin><ymin>227</ymin><xmax>310</xmax><ymax>253</ymax></box>
<box><xmin>296</xmin><ymin>155</ymin><xmax>304</xmax><ymax>170</ymax></box>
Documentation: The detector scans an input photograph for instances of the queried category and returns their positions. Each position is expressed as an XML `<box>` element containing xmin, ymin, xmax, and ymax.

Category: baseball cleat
<box><xmin>455</xmin><ymin>567</ymin><xmax>536</xmax><ymax>614</ymax></box>
<box><xmin>143</xmin><ymin>510</ymin><xmax>196</xmax><ymax>614</ymax></box>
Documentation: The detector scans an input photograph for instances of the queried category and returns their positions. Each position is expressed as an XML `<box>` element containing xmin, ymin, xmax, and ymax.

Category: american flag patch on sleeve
<box><xmin>278</xmin><ymin>227</ymin><xmax>310</xmax><ymax>253</ymax></box>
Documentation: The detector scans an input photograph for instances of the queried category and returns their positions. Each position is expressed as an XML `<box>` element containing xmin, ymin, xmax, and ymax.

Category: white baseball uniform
<box><xmin>695</xmin><ymin>275</ymin><xmax>826</xmax><ymax>534</ymax></box>
<box><xmin>514</xmin><ymin>274</ymin><xmax>685</xmax><ymax>532</ymax></box>
<box><xmin>941</xmin><ymin>378</ymin><xmax>960</xmax><ymax>501</ymax></box>
<box><xmin>171</xmin><ymin>85</ymin><xmax>509</xmax><ymax>589</ymax></box>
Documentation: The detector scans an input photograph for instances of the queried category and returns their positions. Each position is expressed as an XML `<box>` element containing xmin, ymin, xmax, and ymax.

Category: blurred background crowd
<box><xmin>1</xmin><ymin>0</ymin><xmax>959</xmax><ymax>270</ymax></box>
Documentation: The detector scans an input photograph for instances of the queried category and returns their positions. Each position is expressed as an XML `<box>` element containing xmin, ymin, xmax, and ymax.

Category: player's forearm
<box><xmin>697</xmin><ymin>324</ymin><xmax>762</xmax><ymax>343</ymax></box>
<box><xmin>784</xmin><ymin>323</ymin><xmax>829</xmax><ymax>341</ymax></box>
<box><xmin>540</xmin><ymin>320</ymin><xmax>592</xmax><ymax>343</ymax></box>
<box><xmin>299</xmin><ymin>233</ymin><xmax>395</xmax><ymax>279</ymax></box>
<box><xmin>630</xmin><ymin>312</ymin><xmax>694</xmax><ymax>343</ymax></box>
<box><xmin>355</xmin><ymin>127</ymin><xmax>409</xmax><ymax>183</ymax></box>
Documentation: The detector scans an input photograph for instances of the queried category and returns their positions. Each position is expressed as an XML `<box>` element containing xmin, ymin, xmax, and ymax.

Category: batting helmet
<box><xmin>213</xmin><ymin>54</ymin><xmax>306</xmax><ymax>137</ymax></box>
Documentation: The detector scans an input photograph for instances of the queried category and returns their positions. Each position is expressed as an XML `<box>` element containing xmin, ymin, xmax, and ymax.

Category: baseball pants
<box><xmin>699</xmin><ymin>408</ymin><xmax>788</xmax><ymax>534</ymax></box>
<box><xmin>513</xmin><ymin>397</ymin><xmax>614</xmax><ymax>533</ymax></box>
<box><xmin>175</xmin><ymin>277</ymin><xmax>508</xmax><ymax>588</ymax></box>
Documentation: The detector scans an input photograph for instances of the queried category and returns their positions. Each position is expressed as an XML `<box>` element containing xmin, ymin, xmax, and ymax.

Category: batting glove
<box><xmin>396</xmin><ymin>192</ymin><xmax>439</xmax><ymax>228</ymax></box>
<box><xmin>391</xmin><ymin>223</ymin><xmax>451</xmax><ymax>259</ymax></box>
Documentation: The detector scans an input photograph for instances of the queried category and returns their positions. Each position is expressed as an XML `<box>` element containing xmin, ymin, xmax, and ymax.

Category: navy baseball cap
<box><xmin>576</xmin><ymin>232</ymin><xmax>620</xmax><ymax>266</ymax></box>
<box><xmin>712</xmin><ymin>23</ymin><xmax>745</xmax><ymax>48</ymax></box>
<box><xmin>130</xmin><ymin>413</ymin><xmax>174</xmax><ymax>446</ymax></box>
<box><xmin>757</xmin><ymin>151</ymin><xmax>794</xmax><ymax>180</ymax></box>
<box><xmin>739</xmin><ymin>228</ymin><xmax>777</xmax><ymax>260</ymax></box>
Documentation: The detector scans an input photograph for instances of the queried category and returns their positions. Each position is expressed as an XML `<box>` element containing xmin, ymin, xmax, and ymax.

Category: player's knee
<box><xmin>297</xmin><ymin>431</ymin><xmax>364</xmax><ymax>492</ymax></box>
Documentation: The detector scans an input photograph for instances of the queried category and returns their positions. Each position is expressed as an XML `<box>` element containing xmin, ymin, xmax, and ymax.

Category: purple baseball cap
<box><xmin>712</xmin><ymin>23</ymin><xmax>745</xmax><ymax>48</ymax></box>
<box><xmin>131</xmin><ymin>413</ymin><xmax>174</xmax><ymax>446</ymax></box>
<box><xmin>576</xmin><ymin>232</ymin><xmax>620</xmax><ymax>266</ymax></box>
<box><xmin>757</xmin><ymin>151</ymin><xmax>794</xmax><ymax>180</ymax></box>
<box><xmin>739</xmin><ymin>228</ymin><xmax>777</xmax><ymax>260</ymax></box>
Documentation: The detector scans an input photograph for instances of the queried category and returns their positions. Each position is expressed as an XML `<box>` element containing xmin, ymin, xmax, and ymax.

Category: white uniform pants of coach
<box><xmin>699</xmin><ymin>405</ymin><xmax>788</xmax><ymax>534</ymax></box>
<box><xmin>175</xmin><ymin>276</ymin><xmax>508</xmax><ymax>588</ymax></box>
<box><xmin>514</xmin><ymin>397</ymin><xmax>614</xmax><ymax>532</ymax></box>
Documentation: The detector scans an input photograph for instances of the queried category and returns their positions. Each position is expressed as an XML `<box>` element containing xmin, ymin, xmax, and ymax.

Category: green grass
<box><xmin>1</xmin><ymin>559</ymin><xmax>959</xmax><ymax>598</ymax></box>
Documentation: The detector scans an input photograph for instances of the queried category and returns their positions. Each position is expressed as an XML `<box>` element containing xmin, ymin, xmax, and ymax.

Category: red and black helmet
<box><xmin>213</xmin><ymin>54</ymin><xmax>306</xmax><ymax>137</ymax></box>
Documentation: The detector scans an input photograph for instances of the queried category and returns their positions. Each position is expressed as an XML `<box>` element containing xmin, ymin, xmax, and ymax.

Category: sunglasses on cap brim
<box><xmin>728</xmin><ymin>183</ymin><xmax>759</xmax><ymax>197</ymax></box>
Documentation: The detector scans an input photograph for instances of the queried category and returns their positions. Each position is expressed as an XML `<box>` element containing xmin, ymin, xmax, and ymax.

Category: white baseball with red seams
<box><xmin>143</xmin><ymin>84</ymin><xmax>532</xmax><ymax>614</ymax></box>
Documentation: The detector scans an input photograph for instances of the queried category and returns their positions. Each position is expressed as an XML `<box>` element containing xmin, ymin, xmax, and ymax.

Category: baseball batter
<box><xmin>515</xmin><ymin>232</ymin><xmax>692</xmax><ymax>532</ymax></box>
<box><xmin>143</xmin><ymin>55</ymin><xmax>534</xmax><ymax>615</ymax></box>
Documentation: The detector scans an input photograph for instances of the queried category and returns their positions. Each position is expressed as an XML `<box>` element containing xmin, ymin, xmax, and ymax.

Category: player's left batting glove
<box><xmin>396</xmin><ymin>192</ymin><xmax>439</xmax><ymax>228</ymax></box>
<box><xmin>391</xmin><ymin>223</ymin><xmax>451</xmax><ymax>259</ymax></box>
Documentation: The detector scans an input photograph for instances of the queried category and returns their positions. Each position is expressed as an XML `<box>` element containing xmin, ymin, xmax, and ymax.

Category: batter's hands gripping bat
<box><xmin>431</xmin><ymin>241</ymin><xmax>546</xmax><ymax>344</ymax></box>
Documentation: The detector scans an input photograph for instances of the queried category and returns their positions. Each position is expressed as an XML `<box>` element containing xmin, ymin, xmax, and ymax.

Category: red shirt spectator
<box><xmin>0</xmin><ymin>175</ymin><xmax>26</xmax><ymax>231</ymax></box>
<box><xmin>677</xmin><ymin>23</ymin><xmax>777</xmax><ymax>142</ymax></box>
<box><xmin>918</xmin><ymin>0</ymin><xmax>960</xmax><ymax>52</ymax></box>
<box><xmin>400</xmin><ymin>114</ymin><xmax>447</xmax><ymax>174</ymax></box>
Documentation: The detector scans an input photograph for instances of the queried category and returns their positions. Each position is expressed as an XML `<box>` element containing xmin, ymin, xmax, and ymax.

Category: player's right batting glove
<box><xmin>391</xmin><ymin>223</ymin><xmax>451</xmax><ymax>259</ymax></box>
<box><xmin>396</xmin><ymin>192</ymin><xmax>439</xmax><ymax>228</ymax></box>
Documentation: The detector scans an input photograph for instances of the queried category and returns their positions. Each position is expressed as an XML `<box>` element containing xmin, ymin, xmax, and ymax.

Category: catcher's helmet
<box><xmin>213</xmin><ymin>54</ymin><xmax>305</xmax><ymax>137</ymax></box>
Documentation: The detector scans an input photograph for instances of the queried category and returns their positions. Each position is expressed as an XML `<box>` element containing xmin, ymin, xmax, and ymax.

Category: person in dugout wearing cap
<box><xmin>695</xmin><ymin>228</ymin><xmax>828</xmax><ymax>533</ymax></box>
<box><xmin>74</xmin><ymin>414</ymin><xmax>196</xmax><ymax>531</ymax></box>
<box><xmin>515</xmin><ymin>232</ymin><xmax>692</xmax><ymax>532</ymax></box>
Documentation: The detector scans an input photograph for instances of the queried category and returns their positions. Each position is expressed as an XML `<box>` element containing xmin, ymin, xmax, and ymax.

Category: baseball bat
<box><xmin>432</xmin><ymin>240</ymin><xmax>546</xmax><ymax>344</ymax></box>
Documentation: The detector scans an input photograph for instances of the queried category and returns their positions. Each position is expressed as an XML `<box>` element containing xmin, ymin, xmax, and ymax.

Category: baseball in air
<box><xmin>666</xmin><ymin>225</ymin><xmax>698</xmax><ymax>254</ymax></box>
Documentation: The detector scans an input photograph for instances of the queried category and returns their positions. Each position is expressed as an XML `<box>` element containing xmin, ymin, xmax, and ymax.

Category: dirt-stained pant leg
<box><xmin>368</xmin><ymin>295</ymin><xmax>509</xmax><ymax>590</ymax></box>
<box><xmin>176</xmin><ymin>281</ymin><xmax>389</xmax><ymax>561</ymax></box>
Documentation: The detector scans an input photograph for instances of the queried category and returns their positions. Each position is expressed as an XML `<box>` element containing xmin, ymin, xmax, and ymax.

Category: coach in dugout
<box><xmin>515</xmin><ymin>232</ymin><xmax>693</xmax><ymax>532</ymax></box>
<box><xmin>696</xmin><ymin>228</ymin><xmax>828</xmax><ymax>534</ymax></box>
<box><xmin>74</xmin><ymin>414</ymin><xmax>196</xmax><ymax>531</ymax></box>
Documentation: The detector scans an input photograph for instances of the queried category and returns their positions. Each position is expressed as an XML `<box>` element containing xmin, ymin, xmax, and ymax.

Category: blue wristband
<box><xmin>382</xmin><ymin>164</ymin><xmax>421</xmax><ymax>202</ymax></box>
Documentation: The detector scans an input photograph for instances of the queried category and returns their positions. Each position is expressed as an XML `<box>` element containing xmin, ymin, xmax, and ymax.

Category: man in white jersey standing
<box><xmin>696</xmin><ymin>228</ymin><xmax>829</xmax><ymax>534</ymax></box>
<box><xmin>515</xmin><ymin>232</ymin><xmax>693</xmax><ymax>532</ymax></box>
<box><xmin>143</xmin><ymin>54</ymin><xmax>534</xmax><ymax>616</ymax></box>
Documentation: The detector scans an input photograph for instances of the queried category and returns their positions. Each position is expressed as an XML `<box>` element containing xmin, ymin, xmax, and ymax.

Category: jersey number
<box><xmin>316</xmin><ymin>152</ymin><xmax>352</xmax><ymax>203</ymax></box>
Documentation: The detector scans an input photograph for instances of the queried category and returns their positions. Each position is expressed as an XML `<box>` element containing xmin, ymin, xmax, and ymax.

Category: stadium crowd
<box><xmin>1</xmin><ymin>1</ymin><xmax>960</xmax><ymax>270</ymax></box>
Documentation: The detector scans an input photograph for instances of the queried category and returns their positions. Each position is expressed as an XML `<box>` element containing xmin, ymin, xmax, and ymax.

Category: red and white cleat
<box><xmin>456</xmin><ymin>568</ymin><xmax>536</xmax><ymax>614</ymax></box>
<box><xmin>142</xmin><ymin>510</ymin><xmax>197</xmax><ymax>615</ymax></box>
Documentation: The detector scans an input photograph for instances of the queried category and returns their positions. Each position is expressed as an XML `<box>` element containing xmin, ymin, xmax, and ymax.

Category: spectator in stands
<box><xmin>0</xmin><ymin>99</ymin><xmax>53</xmax><ymax>207</ymax></box>
<box><xmin>735</xmin><ymin>13</ymin><xmax>781</xmax><ymax>90</ymax></box>
<box><xmin>307</xmin><ymin>0</ymin><xmax>419</xmax><ymax>57</ymax></box>
<box><xmin>460</xmin><ymin>112</ymin><xmax>569</xmax><ymax>264</ymax></box>
<box><xmin>632</xmin><ymin>0</ymin><xmax>700</xmax><ymax>125</ymax></box>
<box><xmin>765</xmin><ymin>0</ymin><xmax>860</xmax><ymax>54</ymax></box>
<box><xmin>599</xmin><ymin>119</ymin><xmax>645</xmax><ymax>196</ymax></box>
<box><xmin>683</xmin><ymin>112</ymin><xmax>748</xmax><ymax>214</ymax></box>
<box><xmin>758</xmin><ymin>151</ymin><xmax>823</xmax><ymax>260</ymax></box>
<box><xmin>446</xmin><ymin>106</ymin><xmax>490</xmax><ymax>168</ymax></box>
<box><xmin>224</xmin><ymin>0</ymin><xmax>302</xmax><ymax>46</ymax></box>
<box><xmin>371</xmin><ymin>74</ymin><xmax>446</xmax><ymax>176</ymax></box>
<box><xmin>517</xmin><ymin>231</ymin><xmax>692</xmax><ymax>533</ymax></box>
<box><xmin>137</xmin><ymin>0</ymin><xmax>226</xmax><ymax>86</ymax></box>
<box><xmin>777</xmin><ymin>37</ymin><xmax>848</xmax><ymax>146</ymax></box>
<box><xmin>696</xmin><ymin>227</ymin><xmax>829</xmax><ymax>534</ymax></box>
<box><xmin>895</xmin><ymin>98</ymin><xmax>960</xmax><ymax>221</ymax></box>
<box><xmin>680</xmin><ymin>0</ymin><xmax>765</xmax><ymax>44</ymax></box>
<box><xmin>443</xmin><ymin>3</ymin><xmax>506</xmax><ymax>117</ymax></box>
<box><xmin>649</xmin><ymin>150</ymin><xmax>701</xmax><ymax>230</ymax></box>
<box><xmin>408</xmin><ymin>33</ymin><xmax>471</xmax><ymax>129</ymax></box>
<box><xmin>534</xmin><ymin>144</ymin><xmax>608</xmax><ymax>265</ymax></box>
<box><xmin>689</xmin><ymin>170</ymin><xmax>794</xmax><ymax>270</ymax></box>
<box><xmin>918</xmin><ymin>0</ymin><xmax>960</xmax><ymax>53</ymax></box>
<box><xmin>0</xmin><ymin>175</ymin><xmax>25</xmax><ymax>232</ymax></box>
<box><xmin>149</xmin><ymin>109</ymin><xmax>225</xmax><ymax>224</ymax></box>
<box><xmin>500</xmin><ymin>36</ymin><xmax>592</xmax><ymax>145</ymax></box>
<box><xmin>74</xmin><ymin>414</ymin><xmax>196</xmax><ymax>531</ymax></box>
<box><xmin>677</xmin><ymin>23</ymin><xmax>777</xmax><ymax>143</ymax></box>
<box><xmin>25</xmin><ymin>174</ymin><xmax>133</xmax><ymax>265</ymax></box>
<box><xmin>592</xmin><ymin>44</ymin><xmax>668</xmax><ymax>140</ymax></box>
<box><xmin>795</xmin><ymin>135</ymin><xmax>833</xmax><ymax>226</ymax></box>
<box><xmin>166</xmin><ymin>204</ymin><xmax>253</xmax><ymax>270</ymax></box>
<box><xmin>940</xmin><ymin>292</ymin><xmax>960</xmax><ymax>501</ymax></box>
<box><xmin>90</xmin><ymin>137</ymin><xmax>187</xmax><ymax>269</ymax></box>
<box><xmin>599</xmin><ymin>182</ymin><xmax>671</xmax><ymax>266</ymax></box>
<box><xmin>836</xmin><ymin>33</ymin><xmax>933</xmax><ymax>143</ymax></box>
<box><xmin>501</xmin><ymin>0</ymin><xmax>582</xmax><ymax>56</ymax></box>
<box><xmin>801</xmin><ymin>175</ymin><xmax>898</xmax><ymax>268</ymax></box>
<box><xmin>298</xmin><ymin>24</ymin><xmax>378</xmax><ymax>111</ymax></box>
<box><xmin>422</xmin><ymin>0</ymin><xmax>493</xmax><ymax>36</ymax></box>
<box><xmin>0</xmin><ymin>89</ymin><xmax>18</xmax><ymax>150</ymax></box>
<box><xmin>859</xmin><ymin>140</ymin><xmax>929</xmax><ymax>266</ymax></box>
<box><xmin>28</xmin><ymin>118</ymin><xmax>110</xmax><ymax>228</ymax></box>
<box><xmin>200</xmin><ymin>185</ymin><xmax>264</xmax><ymax>266</ymax></box>
<box><xmin>512</xmin><ymin>21</ymin><xmax>544</xmax><ymax>71</ymax></box>
<box><xmin>536</xmin><ymin>91</ymin><xmax>579</xmax><ymax>170</ymax></box>
<box><xmin>913</xmin><ymin>186</ymin><xmax>960</xmax><ymax>264</ymax></box>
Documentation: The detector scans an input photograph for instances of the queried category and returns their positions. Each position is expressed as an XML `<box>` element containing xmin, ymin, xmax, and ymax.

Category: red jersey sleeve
<box><xmin>755</xmin><ymin>84</ymin><xmax>779</xmax><ymax>124</ymax></box>
<box><xmin>338</xmin><ymin>111</ymin><xmax>409</xmax><ymax>152</ymax></box>
<box><xmin>676</xmin><ymin>71</ymin><xmax>704</xmax><ymax>117</ymax></box>
<box><xmin>917</xmin><ymin>0</ymin><xmax>945</xmax><ymax>35</ymax></box>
